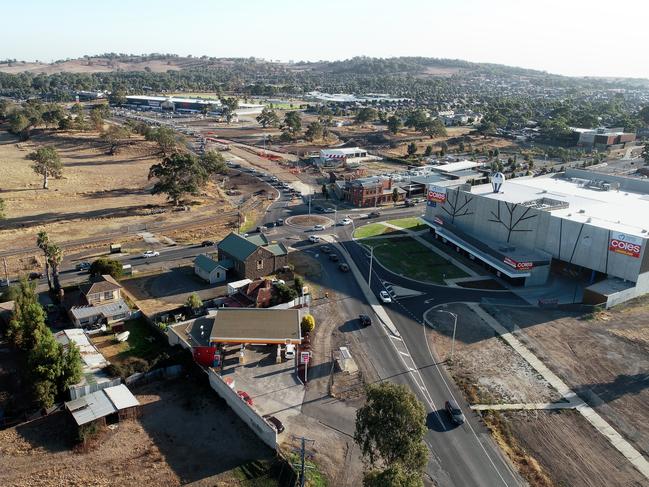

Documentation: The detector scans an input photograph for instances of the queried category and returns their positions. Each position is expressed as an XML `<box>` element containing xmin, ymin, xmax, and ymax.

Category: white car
<box><xmin>313</xmin><ymin>224</ymin><xmax>325</xmax><ymax>231</ymax></box>
<box><xmin>308</xmin><ymin>235</ymin><xmax>320</xmax><ymax>243</ymax></box>
<box><xmin>143</xmin><ymin>250</ymin><xmax>160</xmax><ymax>258</ymax></box>
<box><xmin>379</xmin><ymin>290</ymin><xmax>392</xmax><ymax>304</ymax></box>
<box><xmin>340</xmin><ymin>217</ymin><xmax>352</xmax><ymax>226</ymax></box>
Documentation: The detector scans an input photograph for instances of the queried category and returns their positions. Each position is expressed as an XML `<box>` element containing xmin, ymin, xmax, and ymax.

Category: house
<box><xmin>194</xmin><ymin>254</ymin><xmax>232</xmax><ymax>284</ymax></box>
<box><xmin>55</xmin><ymin>328</ymin><xmax>121</xmax><ymax>399</ymax></box>
<box><xmin>68</xmin><ymin>275</ymin><xmax>131</xmax><ymax>328</ymax></box>
<box><xmin>65</xmin><ymin>384</ymin><xmax>141</xmax><ymax>433</ymax></box>
<box><xmin>217</xmin><ymin>233</ymin><xmax>288</xmax><ymax>280</ymax></box>
<box><xmin>243</xmin><ymin>279</ymin><xmax>274</xmax><ymax>308</ymax></box>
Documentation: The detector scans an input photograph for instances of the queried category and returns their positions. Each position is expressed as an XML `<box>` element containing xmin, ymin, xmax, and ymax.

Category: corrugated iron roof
<box><xmin>104</xmin><ymin>384</ymin><xmax>140</xmax><ymax>410</ymax></box>
<box><xmin>66</xmin><ymin>389</ymin><xmax>117</xmax><ymax>426</ymax></box>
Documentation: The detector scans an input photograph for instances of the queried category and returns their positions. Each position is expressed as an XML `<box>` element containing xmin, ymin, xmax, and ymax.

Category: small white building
<box><xmin>319</xmin><ymin>147</ymin><xmax>369</xmax><ymax>167</ymax></box>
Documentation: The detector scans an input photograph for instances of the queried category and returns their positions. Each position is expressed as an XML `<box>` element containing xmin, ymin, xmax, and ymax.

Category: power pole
<box><xmin>2</xmin><ymin>257</ymin><xmax>8</xmax><ymax>285</ymax></box>
<box><xmin>291</xmin><ymin>435</ymin><xmax>315</xmax><ymax>487</ymax></box>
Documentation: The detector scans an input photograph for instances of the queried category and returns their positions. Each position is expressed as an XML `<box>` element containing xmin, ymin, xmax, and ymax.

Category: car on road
<box><xmin>256</xmin><ymin>225</ymin><xmax>267</xmax><ymax>232</ymax></box>
<box><xmin>339</xmin><ymin>217</ymin><xmax>352</xmax><ymax>226</ymax></box>
<box><xmin>143</xmin><ymin>250</ymin><xmax>160</xmax><ymax>258</ymax></box>
<box><xmin>338</xmin><ymin>263</ymin><xmax>350</xmax><ymax>272</ymax></box>
<box><xmin>379</xmin><ymin>290</ymin><xmax>392</xmax><ymax>303</ymax></box>
<box><xmin>445</xmin><ymin>399</ymin><xmax>466</xmax><ymax>425</ymax></box>
<box><xmin>323</xmin><ymin>207</ymin><xmax>335</xmax><ymax>213</ymax></box>
<box><xmin>368</xmin><ymin>211</ymin><xmax>381</xmax><ymax>218</ymax></box>
<box><xmin>313</xmin><ymin>224</ymin><xmax>325</xmax><ymax>231</ymax></box>
<box><xmin>75</xmin><ymin>262</ymin><xmax>91</xmax><ymax>271</ymax></box>
<box><xmin>308</xmin><ymin>235</ymin><xmax>320</xmax><ymax>243</ymax></box>
<box><xmin>0</xmin><ymin>278</ymin><xmax>9</xmax><ymax>287</ymax></box>
<box><xmin>263</xmin><ymin>415</ymin><xmax>285</xmax><ymax>433</ymax></box>
<box><xmin>314</xmin><ymin>206</ymin><xmax>325</xmax><ymax>213</ymax></box>
<box><xmin>237</xmin><ymin>390</ymin><xmax>254</xmax><ymax>406</ymax></box>
<box><xmin>328</xmin><ymin>253</ymin><xmax>339</xmax><ymax>262</ymax></box>
<box><xmin>28</xmin><ymin>271</ymin><xmax>43</xmax><ymax>280</ymax></box>
<box><xmin>201</xmin><ymin>240</ymin><xmax>215</xmax><ymax>247</ymax></box>
<box><xmin>266</xmin><ymin>221</ymin><xmax>276</xmax><ymax>228</ymax></box>
<box><xmin>359</xmin><ymin>314</ymin><xmax>372</xmax><ymax>327</ymax></box>
<box><xmin>276</xmin><ymin>219</ymin><xmax>284</xmax><ymax>226</ymax></box>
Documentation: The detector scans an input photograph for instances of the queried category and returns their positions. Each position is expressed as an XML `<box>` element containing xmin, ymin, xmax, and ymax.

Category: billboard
<box><xmin>427</xmin><ymin>184</ymin><xmax>447</xmax><ymax>204</ymax></box>
<box><xmin>609</xmin><ymin>233</ymin><xmax>643</xmax><ymax>258</ymax></box>
<box><xmin>503</xmin><ymin>257</ymin><xmax>534</xmax><ymax>271</ymax></box>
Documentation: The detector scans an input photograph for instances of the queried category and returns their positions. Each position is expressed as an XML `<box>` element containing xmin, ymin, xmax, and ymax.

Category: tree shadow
<box><xmin>13</xmin><ymin>411</ymin><xmax>75</xmax><ymax>453</ymax></box>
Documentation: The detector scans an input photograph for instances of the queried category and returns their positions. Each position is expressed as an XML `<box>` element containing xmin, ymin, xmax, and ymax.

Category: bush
<box><xmin>107</xmin><ymin>357</ymin><xmax>150</xmax><ymax>379</ymax></box>
<box><xmin>301</xmin><ymin>314</ymin><xmax>315</xmax><ymax>335</ymax></box>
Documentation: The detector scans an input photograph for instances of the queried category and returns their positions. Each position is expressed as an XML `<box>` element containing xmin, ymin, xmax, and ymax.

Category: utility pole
<box><xmin>291</xmin><ymin>435</ymin><xmax>315</xmax><ymax>487</ymax></box>
<box><xmin>2</xmin><ymin>257</ymin><xmax>8</xmax><ymax>285</ymax></box>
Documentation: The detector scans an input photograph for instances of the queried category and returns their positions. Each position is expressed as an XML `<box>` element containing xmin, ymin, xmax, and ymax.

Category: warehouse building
<box><xmin>423</xmin><ymin>169</ymin><xmax>649</xmax><ymax>307</ymax></box>
<box><xmin>122</xmin><ymin>95</ymin><xmax>264</xmax><ymax>115</ymax></box>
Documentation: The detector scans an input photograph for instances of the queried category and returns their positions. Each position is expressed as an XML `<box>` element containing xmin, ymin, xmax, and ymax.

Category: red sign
<box><xmin>609</xmin><ymin>235</ymin><xmax>642</xmax><ymax>258</ymax></box>
<box><xmin>427</xmin><ymin>190</ymin><xmax>447</xmax><ymax>204</ymax></box>
<box><xmin>503</xmin><ymin>257</ymin><xmax>534</xmax><ymax>271</ymax></box>
<box><xmin>193</xmin><ymin>346</ymin><xmax>218</xmax><ymax>367</ymax></box>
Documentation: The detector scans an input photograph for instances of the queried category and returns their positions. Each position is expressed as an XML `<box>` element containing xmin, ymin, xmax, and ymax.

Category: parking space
<box><xmin>221</xmin><ymin>345</ymin><xmax>306</xmax><ymax>432</ymax></box>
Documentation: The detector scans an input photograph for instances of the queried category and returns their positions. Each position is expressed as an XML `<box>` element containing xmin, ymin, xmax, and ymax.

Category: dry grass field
<box><xmin>0</xmin><ymin>128</ymin><xmax>230</xmax><ymax>255</ymax></box>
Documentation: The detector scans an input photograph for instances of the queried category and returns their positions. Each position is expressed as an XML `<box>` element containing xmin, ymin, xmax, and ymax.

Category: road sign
<box><xmin>300</xmin><ymin>351</ymin><xmax>310</xmax><ymax>364</ymax></box>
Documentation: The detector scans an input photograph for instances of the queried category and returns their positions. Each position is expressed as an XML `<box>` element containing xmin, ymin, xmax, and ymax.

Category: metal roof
<box><xmin>218</xmin><ymin>233</ymin><xmax>260</xmax><ymax>261</ymax></box>
<box><xmin>194</xmin><ymin>254</ymin><xmax>232</xmax><ymax>273</ymax></box>
<box><xmin>209</xmin><ymin>308</ymin><xmax>302</xmax><ymax>344</ymax></box>
<box><xmin>55</xmin><ymin>329</ymin><xmax>110</xmax><ymax>371</ymax></box>
<box><xmin>69</xmin><ymin>299</ymin><xmax>129</xmax><ymax>320</ymax></box>
<box><xmin>66</xmin><ymin>389</ymin><xmax>117</xmax><ymax>426</ymax></box>
<box><xmin>265</xmin><ymin>243</ymin><xmax>288</xmax><ymax>256</ymax></box>
<box><xmin>104</xmin><ymin>384</ymin><xmax>140</xmax><ymax>410</ymax></box>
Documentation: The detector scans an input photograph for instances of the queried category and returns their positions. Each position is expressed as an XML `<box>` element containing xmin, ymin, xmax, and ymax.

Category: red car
<box><xmin>237</xmin><ymin>390</ymin><xmax>253</xmax><ymax>406</ymax></box>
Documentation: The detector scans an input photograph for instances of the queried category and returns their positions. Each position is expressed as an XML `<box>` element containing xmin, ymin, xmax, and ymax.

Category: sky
<box><xmin>2</xmin><ymin>0</ymin><xmax>648</xmax><ymax>79</ymax></box>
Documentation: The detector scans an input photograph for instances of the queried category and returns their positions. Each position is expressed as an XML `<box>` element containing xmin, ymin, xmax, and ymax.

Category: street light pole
<box><xmin>450</xmin><ymin>312</ymin><xmax>458</xmax><ymax>361</ymax></box>
<box><xmin>368</xmin><ymin>246</ymin><xmax>374</xmax><ymax>287</ymax></box>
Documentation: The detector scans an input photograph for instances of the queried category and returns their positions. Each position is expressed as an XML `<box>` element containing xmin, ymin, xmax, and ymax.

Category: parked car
<box><xmin>237</xmin><ymin>390</ymin><xmax>254</xmax><ymax>406</ymax></box>
<box><xmin>285</xmin><ymin>343</ymin><xmax>295</xmax><ymax>360</ymax></box>
<box><xmin>75</xmin><ymin>261</ymin><xmax>91</xmax><ymax>271</ymax></box>
<box><xmin>201</xmin><ymin>240</ymin><xmax>215</xmax><ymax>247</ymax></box>
<box><xmin>379</xmin><ymin>290</ymin><xmax>392</xmax><ymax>303</ymax></box>
<box><xmin>359</xmin><ymin>314</ymin><xmax>372</xmax><ymax>327</ymax></box>
<box><xmin>338</xmin><ymin>263</ymin><xmax>350</xmax><ymax>272</ymax></box>
<box><xmin>313</xmin><ymin>224</ymin><xmax>325</xmax><ymax>231</ymax></box>
<box><xmin>263</xmin><ymin>414</ymin><xmax>285</xmax><ymax>433</ymax></box>
<box><xmin>328</xmin><ymin>253</ymin><xmax>339</xmax><ymax>262</ymax></box>
<box><xmin>28</xmin><ymin>271</ymin><xmax>43</xmax><ymax>280</ymax></box>
<box><xmin>143</xmin><ymin>250</ymin><xmax>160</xmax><ymax>258</ymax></box>
<box><xmin>308</xmin><ymin>235</ymin><xmax>320</xmax><ymax>243</ymax></box>
<box><xmin>445</xmin><ymin>399</ymin><xmax>465</xmax><ymax>425</ymax></box>
<box><xmin>368</xmin><ymin>211</ymin><xmax>381</xmax><ymax>218</ymax></box>
<box><xmin>339</xmin><ymin>217</ymin><xmax>352</xmax><ymax>226</ymax></box>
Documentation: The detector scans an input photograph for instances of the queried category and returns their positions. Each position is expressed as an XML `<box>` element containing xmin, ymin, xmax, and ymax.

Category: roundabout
<box><xmin>285</xmin><ymin>214</ymin><xmax>334</xmax><ymax>229</ymax></box>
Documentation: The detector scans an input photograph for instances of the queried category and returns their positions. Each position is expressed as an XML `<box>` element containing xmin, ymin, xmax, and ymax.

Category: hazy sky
<box><xmin>3</xmin><ymin>0</ymin><xmax>648</xmax><ymax>78</ymax></box>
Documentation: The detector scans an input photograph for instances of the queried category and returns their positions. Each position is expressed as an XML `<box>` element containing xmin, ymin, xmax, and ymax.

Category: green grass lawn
<box><xmin>361</xmin><ymin>237</ymin><xmax>467</xmax><ymax>284</ymax></box>
<box><xmin>353</xmin><ymin>223</ymin><xmax>402</xmax><ymax>239</ymax></box>
<box><xmin>386</xmin><ymin>216</ymin><xmax>428</xmax><ymax>231</ymax></box>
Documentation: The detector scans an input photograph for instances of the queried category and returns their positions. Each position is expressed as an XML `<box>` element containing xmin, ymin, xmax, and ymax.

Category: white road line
<box><xmin>422</xmin><ymin>306</ymin><xmax>513</xmax><ymax>487</ymax></box>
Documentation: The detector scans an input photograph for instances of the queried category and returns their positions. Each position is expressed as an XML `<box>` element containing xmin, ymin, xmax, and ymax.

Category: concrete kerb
<box><xmin>469</xmin><ymin>303</ymin><xmax>649</xmax><ymax>481</ymax></box>
<box><xmin>325</xmin><ymin>235</ymin><xmax>400</xmax><ymax>338</ymax></box>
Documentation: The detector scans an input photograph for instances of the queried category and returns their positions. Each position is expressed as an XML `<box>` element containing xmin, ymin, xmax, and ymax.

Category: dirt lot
<box><xmin>0</xmin><ymin>378</ymin><xmax>281</xmax><ymax>487</ymax></box>
<box><xmin>492</xmin><ymin>297</ymin><xmax>649</xmax><ymax>458</ymax></box>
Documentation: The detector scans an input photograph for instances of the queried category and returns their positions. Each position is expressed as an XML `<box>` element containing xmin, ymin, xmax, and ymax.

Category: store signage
<box><xmin>503</xmin><ymin>257</ymin><xmax>534</xmax><ymax>270</ymax></box>
<box><xmin>427</xmin><ymin>184</ymin><xmax>447</xmax><ymax>204</ymax></box>
<box><xmin>609</xmin><ymin>233</ymin><xmax>643</xmax><ymax>258</ymax></box>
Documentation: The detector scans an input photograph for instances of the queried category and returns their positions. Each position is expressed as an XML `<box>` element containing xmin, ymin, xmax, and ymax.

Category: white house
<box><xmin>194</xmin><ymin>254</ymin><xmax>232</xmax><ymax>284</ymax></box>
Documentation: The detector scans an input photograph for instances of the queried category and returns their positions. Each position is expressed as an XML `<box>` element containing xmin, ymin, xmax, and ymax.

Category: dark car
<box><xmin>338</xmin><ymin>263</ymin><xmax>350</xmax><ymax>272</ymax></box>
<box><xmin>28</xmin><ymin>271</ymin><xmax>43</xmax><ymax>280</ymax></box>
<box><xmin>266</xmin><ymin>221</ymin><xmax>276</xmax><ymax>228</ymax></box>
<box><xmin>201</xmin><ymin>240</ymin><xmax>215</xmax><ymax>247</ymax></box>
<box><xmin>359</xmin><ymin>314</ymin><xmax>372</xmax><ymax>327</ymax></box>
<box><xmin>276</xmin><ymin>219</ymin><xmax>284</xmax><ymax>226</ymax></box>
<box><xmin>328</xmin><ymin>253</ymin><xmax>339</xmax><ymax>262</ymax></box>
<box><xmin>368</xmin><ymin>211</ymin><xmax>381</xmax><ymax>218</ymax></box>
<box><xmin>75</xmin><ymin>261</ymin><xmax>91</xmax><ymax>271</ymax></box>
<box><xmin>263</xmin><ymin>414</ymin><xmax>285</xmax><ymax>433</ymax></box>
<box><xmin>445</xmin><ymin>399</ymin><xmax>466</xmax><ymax>425</ymax></box>
<box><xmin>321</xmin><ymin>245</ymin><xmax>332</xmax><ymax>254</ymax></box>
<box><xmin>314</xmin><ymin>206</ymin><xmax>325</xmax><ymax>213</ymax></box>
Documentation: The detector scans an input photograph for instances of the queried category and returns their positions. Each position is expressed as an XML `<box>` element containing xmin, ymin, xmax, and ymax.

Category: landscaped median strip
<box><xmin>470</xmin><ymin>303</ymin><xmax>649</xmax><ymax>480</ymax></box>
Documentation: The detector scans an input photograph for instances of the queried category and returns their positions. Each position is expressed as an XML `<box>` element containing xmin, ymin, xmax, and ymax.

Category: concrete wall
<box><xmin>207</xmin><ymin>368</ymin><xmax>277</xmax><ymax>449</ymax></box>
<box><xmin>600</xmin><ymin>272</ymin><xmax>649</xmax><ymax>308</ymax></box>
<box><xmin>426</xmin><ymin>188</ymin><xmax>646</xmax><ymax>282</ymax></box>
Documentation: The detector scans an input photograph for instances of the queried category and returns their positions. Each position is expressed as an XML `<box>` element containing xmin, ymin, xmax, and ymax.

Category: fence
<box><xmin>207</xmin><ymin>368</ymin><xmax>277</xmax><ymax>449</ymax></box>
<box><xmin>270</xmin><ymin>294</ymin><xmax>312</xmax><ymax>310</ymax></box>
<box><xmin>125</xmin><ymin>364</ymin><xmax>183</xmax><ymax>386</ymax></box>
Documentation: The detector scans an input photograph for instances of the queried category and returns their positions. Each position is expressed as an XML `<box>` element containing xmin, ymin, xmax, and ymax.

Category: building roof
<box><xmin>65</xmin><ymin>384</ymin><xmax>139</xmax><ymax>426</ymax></box>
<box><xmin>245</xmin><ymin>233</ymin><xmax>269</xmax><ymax>247</ymax></box>
<box><xmin>433</xmin><ymin>160</ymin><xmax>482</xmax><ymax>173</ymax></box>
<box><xmin>125</xmin><ymin>95</ymin><xmax>219</xmax><ymax>106</ymax></box>
<box><xmin>103</xmin><ymin>384</ymin><xmax>140</xmax><ymax>410</ymax></box>
<box><xmin>265</xmin><ymin>243</ymin><xmax>288</xmax><ymax>256</ymax></box>
<box><xmin>472</xmin><ymin>174</ymin><xmax>649</xmax><ymax>238</ymax></box>
<box><xmin>320</xmin><ymin>147</ymin><xmax>367</xmax><ymax>157</ymax></box>
<box><xmin>80</xmin><ymin>275</ymin><xmax>121</xmax><ymax>297</ymax></box>
<box><xmin>194</xmin><ymin>254</ymin><xmax>232</xmax><ymax>273</ymax></box>
<box><xmin>209</xmin><ymin>308</ymin><xmax>302</xmax><ymax>344</ymax></box>
<box><xmin>69</xmin><ymin>299</ymin><xmax>129</xmax><ymax>321</ymax></box>
<box><xmin>218</xmin><ymin>233</ymin><xmax>261</xmax><ymax>261</ymax></box>
<box><xmin>55</xmin><ymin>329</ymin><xmax>110</xmax><ymax>370</ymax></box>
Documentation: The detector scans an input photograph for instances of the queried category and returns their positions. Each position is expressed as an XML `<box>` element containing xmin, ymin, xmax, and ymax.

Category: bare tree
<box><xmin>488</xmin><ymin>201</ymin><xmax>537</xmax><ymax>243</ymax></box>
<box><xmin>440</xmin><ymin>190</ymin><xmax>474</xmax><ymax>224</ymax></box>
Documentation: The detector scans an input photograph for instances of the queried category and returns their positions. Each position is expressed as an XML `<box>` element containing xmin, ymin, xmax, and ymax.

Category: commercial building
<box><xmin>573</xmin><ymin>127</ymin><xmax>636</xmax><ymax>149</ymax></box>
<box><xmin>122</xmin><ymin>95</ymin><xmax>263</xmax><ymax>115</ymax></box>
<box><xmin>423</xmin><ymin>169</ymin><xmax>649</xmax><ymax>307</ymax></box>
<box><xmin>319</xmin><ymin>147</ymin><xmax>369</xmax><ymax>167</ymax></box>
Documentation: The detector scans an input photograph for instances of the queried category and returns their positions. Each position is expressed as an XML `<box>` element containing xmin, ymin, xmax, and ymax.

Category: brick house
<box><xmin>345</xmin><ymin>176</ymin><xmax>405</xmax><ymax>207</ymax></box>
<box><xmin>217</xmin><ymin>232</ymin><xmax>288</xmax><ymax>280</ymax></box>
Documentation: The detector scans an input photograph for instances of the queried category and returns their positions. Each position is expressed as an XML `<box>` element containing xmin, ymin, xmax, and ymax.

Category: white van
<box><xmin>285</xmin><ymin>344</ymin><xmax>295</xmax><ymax>360</ymax></box>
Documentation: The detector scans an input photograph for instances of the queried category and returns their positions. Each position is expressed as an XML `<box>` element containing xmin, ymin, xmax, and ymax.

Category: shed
<box><xmin>194</xmin><ymin>254</ymin><xmax>232</xmax><ymax>284</ymax></box>
<box><xmin>65</xmin><ymin>384</ymin><xmax>141</xmax><ymax>428</ymax></box>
